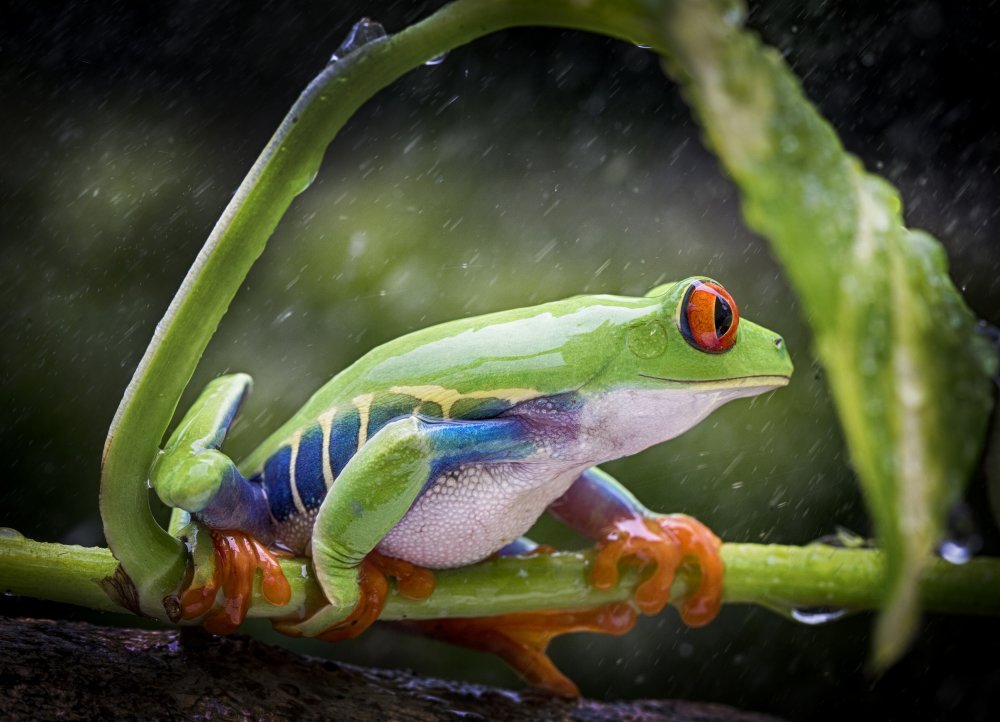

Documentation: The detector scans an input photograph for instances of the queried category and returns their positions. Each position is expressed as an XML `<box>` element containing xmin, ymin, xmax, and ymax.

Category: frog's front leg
<box><xmin>550</xmin><ymin>466</ymin><xmax>724</xmax><ymax>626</ymax></box>
<box><xmin>276</xmin><ymin>415</ymin><xmax>533</xmax><ymax>640</ymax></box>
<box><xmin>404</xmin><ymin>467</ymin><xmax>722</xmax><ymax>697</ymax></box>
<box><xmin>149</xmin><ymin>373</ymin><xmax>290</xmax><ymax>632</ymax></box>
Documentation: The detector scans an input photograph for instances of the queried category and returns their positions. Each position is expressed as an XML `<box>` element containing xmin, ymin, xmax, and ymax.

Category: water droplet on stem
<box><xmin>330</xmin><ymin>17</ymin><xmax>388</xmax><ymax>63</ymax></box>
<box><xmin>938</xmin><ymin>539</ymin><xmax>975</xmax><ymax>565</ymax></box>
<box><xmin>938</xmin><ymin>502</ymin><xmax>981</xmax><ymax>565</ymax></box>
<box><xmin>789</xmin><ymin>607</ymin><xmax>848</xmax><ymax>625</ymax></box>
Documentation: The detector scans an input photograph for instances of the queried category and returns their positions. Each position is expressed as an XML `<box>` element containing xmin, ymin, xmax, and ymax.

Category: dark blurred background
<box><xmin>1</xmin><ymin>1</ymin><xmax>998</xmax><ymax>719</ymax></box>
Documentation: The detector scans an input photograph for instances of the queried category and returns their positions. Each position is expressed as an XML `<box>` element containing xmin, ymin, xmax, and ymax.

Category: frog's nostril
<box><xmin>774</xmin><ymin>337</ymin><xmax>784</xmax><ymax>351</ymax></box>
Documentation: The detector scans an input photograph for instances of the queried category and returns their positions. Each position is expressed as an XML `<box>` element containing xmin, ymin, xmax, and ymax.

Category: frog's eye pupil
<box><xmin>715</xmin><ymin>296</ymin><xmax>733</xmax><ymax>336</ymax></box>
<box><xmin>680</xmin><ymin>280</ymin><xmax>740</xmax><ymax>354</ymax></box>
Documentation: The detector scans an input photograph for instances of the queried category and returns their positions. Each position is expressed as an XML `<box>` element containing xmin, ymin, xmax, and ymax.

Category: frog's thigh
<box><xmin>310</xmin><ymin>415</ymin><xmax>532</xmax><ymax>617</ymax></box>
<box><xmin>548</xmin><ymin>466</ymin><xmax>648</xmax><ymax>539</ymax></box>
<box><xmin>150</xmin><ymin>373</ymin><xmax>252</xmax><ymax>513</ymax></box>
<box><xmin>150</xmin><ymin>373</ymin><xmax>272</xmax><ymax>541</ymax></box>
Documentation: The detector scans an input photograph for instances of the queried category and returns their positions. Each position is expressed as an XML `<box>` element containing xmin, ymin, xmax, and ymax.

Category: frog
<box><xmin>150</xmin><ymin>277</ymin><xmax>792</xmax><ymax>695</ymax></box>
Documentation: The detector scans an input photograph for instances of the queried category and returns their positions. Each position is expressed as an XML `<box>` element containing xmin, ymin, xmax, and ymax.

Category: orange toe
<box><xmin>591</xmin><ymin>514</ymin><xmax>723</xmax><ymax>626</ymax></box>
<box><xmin>309</xmin><ymin>551</ymin><xmax>435</xmax><ymax>642</ymax></box>
<box><xmin>180</xmin><ymin>529</ymin><xmax>291</xmax><ymax>634</ymax></box>
<box><xmin>368</xmin><ymin>550</ymin><xmax>436</xmax><ymax>601</ymax></box>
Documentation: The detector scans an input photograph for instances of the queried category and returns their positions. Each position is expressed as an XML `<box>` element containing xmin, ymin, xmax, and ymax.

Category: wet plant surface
<box><xmin>1</xmin><ymin>2</ymin><xmax>998</xmax><ymax>720</ymax></box>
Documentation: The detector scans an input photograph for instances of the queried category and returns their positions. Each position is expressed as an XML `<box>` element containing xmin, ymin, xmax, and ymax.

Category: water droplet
<box><xmin>425</xmin><ymin>53</ymin><xmax>447</xmax><ymax>66</ymax></box>
<box><xmin>273</xmin><ymin>541</ymin><xmax>296</xmax><ymax>556</ymax></box>
<box><xmin>296</xmin><ymin>167</ymin><xmax>319</xmax><ymax>195</ymax></box>
<box><xmin>274</xmin><ymin>309</ymin><xmax>294</xmax><ymax>324</ymax></box>
<box><xmin>0</xmin><ymin>527</ymin><xmax>24</xmax><ymax>541</ymax></box>
<box><xmin>790</xmin><ymin>607</ymin><xmax>848</xmax><ymax>625</ymax></box>
<box><xmin>938</xmin><ymin>539</ymin><xmax>974</xmax><ymax>565</ymax></box>
<box><xmin>634</xmin><ymin>43</ymin><xmax>651</xmax><ymax>50</ymax></box>
<box><xmin>812</xmin><ymin>525</ymin><xmax>872</xmax><ymax>549</ymax></box>
<box><xmin>938</xmin><ymin>503</ymin><xmax>981</xmax><ymax>565</ymax></box>
<box><xmin>330</xmin><ymin>17</ymin><xmax>387</xmax><ymax>63</ymax></box>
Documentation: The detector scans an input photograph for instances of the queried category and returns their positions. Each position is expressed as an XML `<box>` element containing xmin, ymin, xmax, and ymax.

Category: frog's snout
<box><xmin>771</xmin><ymin>334</ymin><xmax>794</xmax><ymax>378</ymax></box>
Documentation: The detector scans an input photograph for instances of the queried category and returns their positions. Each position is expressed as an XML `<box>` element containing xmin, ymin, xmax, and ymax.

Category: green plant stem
<box><xmin>97</xmin><ymin>0</ymin><xmax>664</xmax><ymax>619</ymax></box>
<box><xmin>4</xmin><ymin>535</ymin><xmax>998</xmax><ymax>621</ymax></box>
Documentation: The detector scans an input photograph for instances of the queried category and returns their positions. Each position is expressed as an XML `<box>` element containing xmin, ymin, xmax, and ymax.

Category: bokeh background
<box><xmin>2</xmin><ymin>1</ymin><xmax>998</xmax><ymax>719</ymax></box>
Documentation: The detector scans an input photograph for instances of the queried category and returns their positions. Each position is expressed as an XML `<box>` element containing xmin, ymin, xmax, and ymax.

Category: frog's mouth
<box><xmin>639</xmin><ymin>373</ymin><xmax>791</xmax><ymax>389</ymax></box>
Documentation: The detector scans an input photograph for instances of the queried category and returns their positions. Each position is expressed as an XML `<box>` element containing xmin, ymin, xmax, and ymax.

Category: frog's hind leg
<box><xmin>399</xmin><ymin>604</ymin><xmax>637</xmax><ymax>698</ymax></box>
<box><xmin>150</xmin><ymin>373</ymin><xmax>290</xmax><ymax>632</ymax></box>
<box><xmin>152</xmin><ymin>374</ymin><xmax>271</xmax><ymax>539</ymax></box>
<box><xmin>393</xmin><ymin>535</ymin><xmax>629</xmax><ymax>698</ymax></box>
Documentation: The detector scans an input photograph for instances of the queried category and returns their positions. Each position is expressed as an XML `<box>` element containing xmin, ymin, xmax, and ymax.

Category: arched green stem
<box><xmin>98</xmin><ymin>0</ymin><xmax>666</xmax><ymax>620</ymax></box>
<box><xmin>95</xmin><ymin>0</ymin><xmax>996</xmax><ymax>676</ymax></box>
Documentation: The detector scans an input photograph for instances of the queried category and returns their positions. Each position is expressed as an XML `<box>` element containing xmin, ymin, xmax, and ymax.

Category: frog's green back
<box><xmin>238</xmin><ymin>280</ymin><xmax>793</xmax><ymax>477</ymax></box>
<box><xmin>238</xmin><ymin>293</ymin><xmax>651</xmax><ymax>474</ymax></box>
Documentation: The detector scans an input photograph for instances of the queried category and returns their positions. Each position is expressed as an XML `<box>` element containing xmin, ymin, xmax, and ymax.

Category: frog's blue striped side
<box><xmin>248</xmin><ymin>386</ymin><xmax>545</xmax><ymax>552</ymax></box>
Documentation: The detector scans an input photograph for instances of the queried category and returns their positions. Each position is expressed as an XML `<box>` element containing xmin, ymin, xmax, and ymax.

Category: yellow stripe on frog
<box><xmin>388</xmin><ymin>384</ymin><xmax>541</xmax><ymax>418</ymax></box>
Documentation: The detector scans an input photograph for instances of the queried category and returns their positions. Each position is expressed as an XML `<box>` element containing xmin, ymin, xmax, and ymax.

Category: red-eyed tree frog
<box><xmin>150</xmin><ymin>277</ymin><xmax>792</xmax><ymax>695</ymax></box>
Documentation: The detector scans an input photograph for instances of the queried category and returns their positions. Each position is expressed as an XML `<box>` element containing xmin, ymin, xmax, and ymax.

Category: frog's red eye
<box><xmin>679</xmin><ymin>280</ymin><xmax>739</xmax><ymax>353</ymax></box>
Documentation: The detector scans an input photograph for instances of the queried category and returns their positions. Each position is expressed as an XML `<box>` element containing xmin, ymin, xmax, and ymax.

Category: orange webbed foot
<box><xmin>180</xmin><ymin>529</ymin><xmax>291</xmax><ymax>634</ymax></box>
<box><xmin>401</xmin><ymin>603</ymin><xmax>637</xmax><ymax>698</ymax></box>
<box><xmin>300</xmin><ymin>551</ymin><xmax>435</xmax><ymax>643</ymax></box>
<box><xmin>591</xmin><ymin>514</ymin><xmax>723</xmax><ymax>626</ymax></box>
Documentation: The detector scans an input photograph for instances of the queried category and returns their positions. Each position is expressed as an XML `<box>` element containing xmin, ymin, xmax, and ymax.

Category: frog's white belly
<box><xmin>377</xmin><ymin>461</ymin><xmax>584</xmax><ymax>568</ymax></box>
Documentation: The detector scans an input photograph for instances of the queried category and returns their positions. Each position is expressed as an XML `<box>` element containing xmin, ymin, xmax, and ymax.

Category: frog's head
<box><xmin>623</xmin><ymin>276</ymin><xmax>793</xmax><ymax>387</ymax></box>
<box><xmin>579</xmin><ymin>277</ymin><xmax>793</xmax><ymax>456</ymax></box>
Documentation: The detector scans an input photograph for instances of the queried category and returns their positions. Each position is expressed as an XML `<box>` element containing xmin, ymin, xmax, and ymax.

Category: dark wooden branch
<box><xmin>0</xmin><ymin>616</ymin><xmax>788</xmax><ymax>721</ymax></box>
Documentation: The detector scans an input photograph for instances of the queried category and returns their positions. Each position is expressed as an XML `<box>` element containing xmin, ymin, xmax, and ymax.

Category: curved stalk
<box><xmin>94</xmin><ymin>0</ymin><xmax>995</xmax><ymax>672</ymax></box>
<box><xmin>98</xmin><ymin>0</ymin><xmax>664</xmax><ymax>619</ymax></box>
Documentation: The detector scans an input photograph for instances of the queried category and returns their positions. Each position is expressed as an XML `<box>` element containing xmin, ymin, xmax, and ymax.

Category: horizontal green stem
<box><xmin>3</xmin><ymin>535</ymin><xmax>997</xmax><ymax>623</ymax></box>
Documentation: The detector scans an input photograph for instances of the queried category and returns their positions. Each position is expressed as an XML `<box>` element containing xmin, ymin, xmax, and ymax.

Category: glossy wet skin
<box><xmin>231</xmin><ymin>277</ymin><xmax>792</xmax><ymax>564</ymax></box>
<box><xmin>152</xmin><ymin>277</ymin><xmax>792</xmax><ymax>679</ymax></box>
<box><xmin>239</xmin><ymin>277</ymin><xmax>792</xmax><ymax>480</ymax></box>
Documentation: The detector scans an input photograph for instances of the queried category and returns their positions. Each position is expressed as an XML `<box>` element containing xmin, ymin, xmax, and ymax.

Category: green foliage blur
<box><xmin>1</xmin><ymin>2</ymin><xmax>998</xmax><ymax>720</ymax></box>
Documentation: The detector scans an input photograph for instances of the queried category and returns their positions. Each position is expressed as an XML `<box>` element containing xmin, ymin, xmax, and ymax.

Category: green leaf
<box><xmin>654</xmin><ymin>0</ymin><xmax>997</xmax><ymax>667</ymax></box>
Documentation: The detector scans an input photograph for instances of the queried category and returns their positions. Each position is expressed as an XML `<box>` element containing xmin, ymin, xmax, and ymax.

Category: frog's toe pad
<box><xmin>368</xmin><ymin>550</ymin><xmax>436</xmax><ymax>601</ymax></box>
<box><xmin>314</xmin><ymin>557</ymin><xmax>389</xmax><ymax>641</ymax></box>
<box><xmin>591</xmin><ymin>514</ymin><xmax>723</xmax><ymax>626</ymax></box>
<box><xmin>314</xmin><ymin>552</ymin><xmax>435</xmax><ymax>641</ymax></box>
<box><xmin>180</xmin><ymin>529</ymin><xmax>291</xmax><ymax>634</ymax></box>
<box><xmin>401</xmin><ymin>603</ymin><xmax>636</xmax><ymax>698</ymax></box>
<box><xmin>275</xmin><ymin>552</ymin><xmax>434</xmax><ymax>642</ymax></box>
